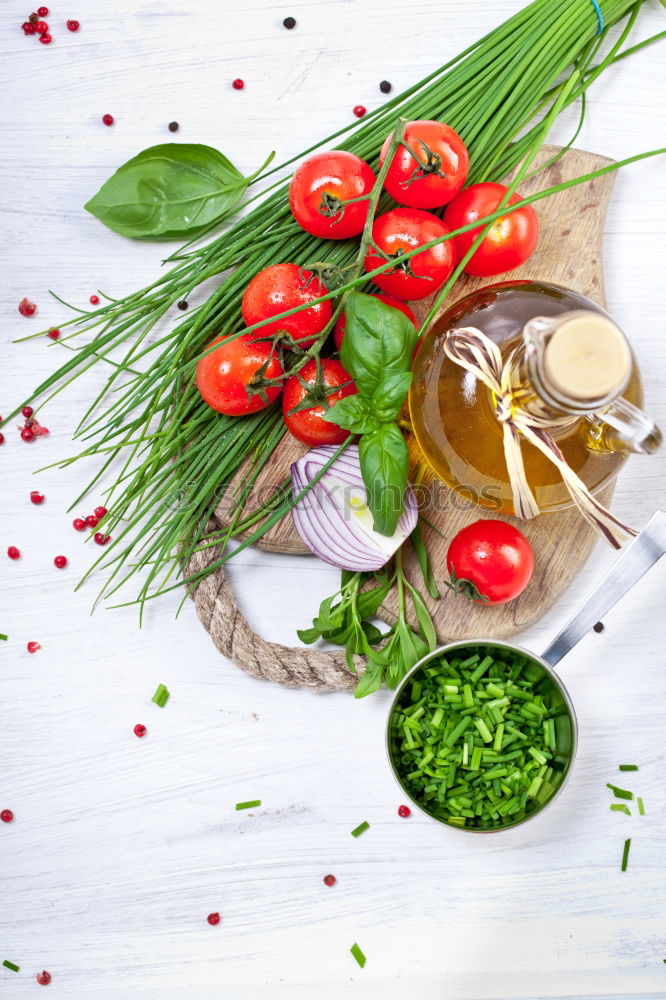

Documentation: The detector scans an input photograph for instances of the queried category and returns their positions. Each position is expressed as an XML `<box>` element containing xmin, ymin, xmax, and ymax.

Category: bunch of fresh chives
<box><xmin>12</xmin><ymin>0</ymin><xmax>662</xmax><ymax>610</ymax></box>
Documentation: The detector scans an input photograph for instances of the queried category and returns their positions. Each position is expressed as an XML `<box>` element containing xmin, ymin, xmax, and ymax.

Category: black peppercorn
<box><xmin>593</xmin><ymin>621</ymin><xmax>605</xmax><ymax>633</ymax></box>
<box><xmin>168</xmin><ymin>121</ymin><xmax>179</xmax><ymax>133</ymax></box>
<box><xmin>379</xmin><ymin>80</ymin><xmax>392</xmax><ymax>94</ymax></box>
<box><xmin>283</xmin><ymin>16</ymin><xmax>296</xmax><ymax>29</ymax></box>
<box><xmin>177</xmin><ymin>300</ymin><xmax>188</xmax><ymax>311</ymax></box>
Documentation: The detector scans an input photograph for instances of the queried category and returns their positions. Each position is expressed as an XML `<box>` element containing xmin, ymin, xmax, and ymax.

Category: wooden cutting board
<box><xmin>215</xmin><ymin>145</ymin><xmax>620</xmax><ymax>640</ymax></box>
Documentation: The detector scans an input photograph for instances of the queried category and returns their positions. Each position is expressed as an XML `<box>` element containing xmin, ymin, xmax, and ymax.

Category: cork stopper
<box><xmin>543</xmin><ymin>311</ymin><xmax>631</xmax><ymax>402</ymax></box>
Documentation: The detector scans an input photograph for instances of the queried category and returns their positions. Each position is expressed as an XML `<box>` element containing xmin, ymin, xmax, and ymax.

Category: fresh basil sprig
<box><xmin>84</xmin><ymin>144</ymin><xmax>274</xmax><ymax>240</ymax></box>
<box><xmin>325</xmin><ymin>292</ymin><xmax>418</xmax><ymax>536</ymax></box>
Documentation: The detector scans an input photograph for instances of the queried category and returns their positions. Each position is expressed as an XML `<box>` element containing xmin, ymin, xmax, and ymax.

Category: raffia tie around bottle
<box><xmin>443</xmin><ymin>326</ymin><xmax>637</xmax><ymax>549</ymax></box>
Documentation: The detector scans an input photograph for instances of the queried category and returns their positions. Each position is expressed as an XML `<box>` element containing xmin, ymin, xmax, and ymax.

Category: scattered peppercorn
<box><xmin>22</xmin><ymin>405</ymin><xmax>34</xmax><ymax>419</ymax></box>
<box><xmin>54</xmin><ymin>555</ymin><xmax>68</xmax><ymax>569</ymax></box>
<box><xmin>0</xmin><ymin>433</ymin><xmax>4</xmax><ymax>445</ymax></box>
<box><xmin>94</xmin><ymin>505</ymin><xmax>108</xmax><ymax>518</ymax></box>
<box><xmin>66</xmin><ymin>18</ymin><xmax>79</xmax><ymax>31</ymax></box>
<box><xmin>0</xmin><ymin>809</ymin><xmax>14</xmax><ymax>823</ymax></box>
<box><xmin>94</xmin><ymin>532</ymin><xmax>111</xmax><ymax>546</ymax></box>
<box><xmin>177</xmin><ymin>300</ymin><xmax>188</xmax><ymax>310</ymax></box>
<box><xmin>35</xmin><ymin>20</ymin><xmax>49</xmax><ymax>34</ymax></box>
<box><xmin>85</xmin><ymin>514</ymin><xmax>99</xmax><ymax>528</ymax></box>
<box><xmin>30</xmin><ymin>490</ymin><xmax>45</xmax><ymax>505</ymax></box>
<box><xmin>593</xmin><ymin>621</ymin><xmax>605</xmax><ymax>633</ymax></box>
<box><xmin>21</xmin><ymin>427</ymin><xmax>35</xmax><ymax>442</ymax></box>
<box><xmin>7</xmin><ymin>547</ymin><xmax>21</xmax><ymax>561</ymax></box>
<box><xmin>232</xmin><ymin>78</ymin><xmax>245</xmax><ymax>90</ymax></box>
<box><xmin>207</xmin><ymin>912</ymin><xmax>221</xmax><ymax>925</ymax></box>
<box><xmin>283</xmin><ymin>16</ymin><xmax>296</xmax><ymax>29</ymax></box>
<box><xmin>27</xmin><ymin>641</ymin><xmax>41</xmax><ymax>653</ymax></box>
<box><xmin>72</xmin><ymin>517</ymin><xmax>86</xmax><ymax>531</ymax></box>
<box><xmin>101</xmin><ymin>114</ymin><xmax>113</xmax><ymax>126</ymax></box>
<box><xmin>22</xmin><ymin>21</ymin><xmax>36</xmax><ymax>34</ymax></box>
<box><xmin>36</xmin><ymin>970</ymin><xmax>52</xmax><ymax>985</ymax></box>
<box><xmin>323</xmin><ymin>874</ymin><xmax>336</xmax><ymax>887</ymax></box>
<box><xmin>18</xmin><ymin>297</ymin><xmax>37</xmax><ymax>317</ymax></box>
<box><xmin>38</xmin><ymin>6</ymin><xmax>49</xmax><ymax>15</ymax></box>
<box><xmin>379</xmin><ymin>80</ymin><xmax>392</xmax><ymax>94</ymax></box>
<box><xmin>397</xmin><ymin>804</ymin><xmax>411</xmax><ymax>818</ymax></box>
<box><xmin>353</xmin><ymin>105</ymin><xmax>367</xmax><ymax>118</ymax></box>
<box><xmin>47</xmin><ymin>328</ymin><xmax>60</xmax><ymax>339</ymax></box>
<box><xmin>90</xmin><ymin>294</ymin><xmax>100</xmax><ymax>304</ymax></box>
<box><xmin>168</xmin><ymin>121</ymin><xmax>179</xmax><ymax>132</ymax></box>
<box><xmin>39</xmin><ymin>32</ymin><xmax>52</xmax><ymax>43</ymax></box>
<box><xmin>134</xmin><ymin>723</ymin><xmax>147</xmax><ymax>738</ymax></box>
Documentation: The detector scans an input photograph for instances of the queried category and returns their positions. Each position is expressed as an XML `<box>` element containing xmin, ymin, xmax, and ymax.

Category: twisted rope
<box><xmin>186</xmin><ymin>528</ymin><xmax>361</xmax><ymax>692</ymax></box>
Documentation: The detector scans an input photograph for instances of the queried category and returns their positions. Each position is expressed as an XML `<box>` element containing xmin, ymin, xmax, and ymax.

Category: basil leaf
<box><xmin>371</xmin><ymin>371</ymin><xmax>412</xmax><ymax>423</ymax></box>
<box><xmin>84</xmin><ymin>143</ymin><xmax>251</xmax><ymax>240</ymax></box>
<box><xmin>323</xmin><ymin>395</ymin><xmax>380</xmax><ymax>434</ymax></box>
<box><xmin>358</xmin><ymin>422</ymin><xmax>409</xmax><ymax>536</ymax></box>
<box><xmin>340</xmin><ymin>292</ymin><xmax>418</xmax><ymax>397</ymax></box>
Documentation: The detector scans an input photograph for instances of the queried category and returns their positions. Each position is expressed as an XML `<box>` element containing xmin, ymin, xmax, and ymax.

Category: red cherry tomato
<box><xmin>282</xmin><ymin>359</ymin><xmax>357</xmax><ymax>446</ymax></box>
<box><xmin>333</xmin><ymin>293</ymin><xmax>418</xmax><ymax>353</ymax></box>
<box><xmin>196</xmin><ymin>333</ymin><xmax>283</xmax><ymax>416</ymax></box>
<box><xmin>379</xmin><ymin>120</ymin><xmax>469</xmax><ymax>209</ymax></box>
<box><xmin>443</xmin><ymin>182</ymin><xmax>538</xmax><ymax>277</ymax></box>
<box><xmin>364</xmin><ymin>208</ymin><xmax>455</xmax><ymax>301</ymax></box>
<box><xmin>289</xmin><ymin>150</ymin><xmax>376</xmax><ymax>240</ymax></box>
<box><xmin>446</xmin><ymin>519</ymin><xmax>534</xmax><ymax>605</ymax></box>
<box><xmin>241</xmin><ymin>263</ymin><xmax>333</xmax><ymax>348</ymax></box>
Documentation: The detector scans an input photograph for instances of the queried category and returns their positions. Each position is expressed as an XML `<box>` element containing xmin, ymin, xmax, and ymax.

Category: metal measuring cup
<box><xmin>386</xmin><ymin>510</ymin><xmax>666</xmax><ymax>831</ymax></box>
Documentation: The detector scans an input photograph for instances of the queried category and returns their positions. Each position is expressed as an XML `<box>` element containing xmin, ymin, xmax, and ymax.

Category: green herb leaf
<box><xmin>351</xmin><ymin>820</ymin><xmax>370</xmax><ymax>837</ymax></box>
<box><xmin>620</xmin><ymin>837</ymin><xmax>631</xmax><ymax>872</ymax></box>
<box><xmin>84</xmin><ymin>144</ymin><xmax>251</xmax><ymax>240</ymax></box>
<box><xmin>235</xmin><ymin>800</ymin><xmax>261</xmax><ymax>810</ymax></box>
<box><xmin>354</xmin><ymin>659</ymin><xmax>384</xmax><ymax>699</ymax></box>
<box><xmin>324</xmin><ymin>395</ymin><xmax>380</xmax><ymax>434</ymax></box>
<box><xmin>340</xmin><ymin>293</ymin><xmax>417</xmax><ymax>397</ymax></box>
<box><xmin>370</xmin><ymin>371</ymin><xmax>413</xmax><ymax>423</ymax></box>
<box><xmin>358</xmin><ymin>422</ymin><xmax>409</xmax><ymax>536</ymax></box>
<box><xmin>2</xmin><ymin>960</ymin><xmax>19</xmax><ymax>972</ymax></box>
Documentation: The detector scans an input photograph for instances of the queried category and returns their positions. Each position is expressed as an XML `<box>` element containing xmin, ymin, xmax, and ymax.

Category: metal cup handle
<box><xmin>541</xmin><ymin>509</ymin><xmax>666</xmax><ymax>667</ymax></box>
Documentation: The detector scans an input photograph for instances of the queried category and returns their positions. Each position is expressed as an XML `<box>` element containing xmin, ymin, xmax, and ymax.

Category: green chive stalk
<box><xmin>11</xmin><ymin>0</ymin><xmax>664</xmax><ymax>611</ymax></box>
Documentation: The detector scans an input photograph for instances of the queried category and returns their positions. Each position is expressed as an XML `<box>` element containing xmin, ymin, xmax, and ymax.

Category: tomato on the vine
<box><xmin>282</xmin><ymin>359</ymin><xmax>356</xmax><ymax>446</ymax></box>
<box><xmin>333</xmin><ymin>293</ymin><xmax>418</xmax><ymax>352</ymax></box>
<box><xmin>241</xmin><ymin>263</ymin><xmax>332</xmax><ymax>348</ymax></box>
<box><xmin>446</xmin><ymin>519</ymin><xmax>534</xmax><ymax>605</ymax></box>
<box><xmin>443</xmin><ymin>182</ymin><xmax>538</xmax><ymax>277</ymax></box>
<box><xmin>364</xmin><ymin>208</ymin><xmax>455</xmax><ymax>300</ymax></box>
<box><xmin>196</xmin><ymin>334</ymin><xmax>284</xmax><ymax>416</ymax></box>
<box><xmin>289</xmin><ymin>150</ymin><xmax>376</xmax><ymax>240</ymax></box>
<box><xmin>379</xmin><ymin>120</ymin><xmax>469</xmax><ymax>209</ymax></box>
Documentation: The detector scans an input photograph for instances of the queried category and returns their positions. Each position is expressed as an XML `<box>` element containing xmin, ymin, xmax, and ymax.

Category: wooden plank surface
<box><xmin>216</xmin><ymin>144</ymin><xmax>620</xmax><ymax>639</ymax></box>
<box><xmin>2</xmin><ymin>1</ymin><xmax>666</xmax><ymax>998</ymax></box>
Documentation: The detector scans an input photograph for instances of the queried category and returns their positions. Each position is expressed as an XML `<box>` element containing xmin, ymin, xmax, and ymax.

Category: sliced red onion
<box><xmin>291</xmin><ymin>444</ymin><xmax>418</xmax><ymax>571</ymax></box>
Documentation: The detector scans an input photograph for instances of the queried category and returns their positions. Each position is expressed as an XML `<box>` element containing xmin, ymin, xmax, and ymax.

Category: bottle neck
<box><xmin>517</xmin><ymin>310</ymin><xmax>632</xmax><ymax>422</ymax></box>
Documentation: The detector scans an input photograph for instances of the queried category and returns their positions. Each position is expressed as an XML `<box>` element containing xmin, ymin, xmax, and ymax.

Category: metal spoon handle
<box><xmin>541</xmin><ymin>509</ymin><xmax>666</xmax><ymax>666</ymax></box>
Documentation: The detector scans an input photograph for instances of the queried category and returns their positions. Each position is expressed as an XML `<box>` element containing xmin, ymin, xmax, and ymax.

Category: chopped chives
<box><xmin>0</xmin><ymin>633</ymin><xmax>8</xmax><ymax>641</ymax></box>
<box><xmin>620</xmin><ymin>837</ymin><xmax>631</xmax><ymax>872</ymax></box>
<box><xmin>351</xmin><ymin>821</ymin><xmax>369</xmax><ymax>838</ymax></box>
<box><xmin>388</xmin><ymin>644</ymin><xmax>573</xmax><ymax>829</ymax></box>
<box><xmin>151</xmin><ymin>683</ymin><xmax>170</xmax><ymax>707</ymax></box>
<box><xmin>610</xmin><ymin>803</ymin><xmax>631</xmax><ymax>815</ymax></box>
<box><xmin>235</xmin><ymin>800</ymin><xmax>261</xmax><ymax>810</ymax></box>
<box><xmin>606</xmin><ymin>783</ymin><xmax>633</xmax><ymax>801</ymax></box>
<box><xmin>2</xmin><ymin>960</ymin><xmax>19</xmax><ymax>972</ymax></box>
<box><xmin>350</xmin><ymin>942</ymin><xmax>366</xmax><ymax>968</ymax></box>
<box><xmin>618</xmin><ymin>764</ymin><xmax>638</xmax><ymax>771</ymax></box>
<box><xmin>637</xmin><ymin>797</ymin><xmax>645</xmax><ymax>816</ymax></box>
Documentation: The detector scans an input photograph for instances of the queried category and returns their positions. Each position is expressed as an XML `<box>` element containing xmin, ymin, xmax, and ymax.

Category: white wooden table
<box><xmin>1</xmin><ymin>1</ymin><xmax>665</xmax><ymax>996</ymax></box>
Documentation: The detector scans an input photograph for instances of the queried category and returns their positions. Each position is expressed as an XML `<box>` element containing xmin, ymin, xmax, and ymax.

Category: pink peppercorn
<box><xmin>66</xmin><ymin>19</ymin><xmax>79</xmax><ymax>31</ymax></box>
<box><xmin>101</xmin><ymin>115</ymin><xmax>113</xmax><ymax>127</ymax></box>
<box><xmin>134</xmin><ymin>724</ymin><xmax>147</xmax><ymax>738</ymax></box>
<box><xmin>323</xmin><ymin>874</ymin><xmax>336</xmax><ymax>887</ymax></box>
<box><xmin>232</xmin><ymin>78</ymin><xmax>244</xmax><ymax>90</ymax></box>
<box><xmin>1</xmin><ymin>809</ymin><xmax>14</xmax><ymax>823</ymax></box>
<box><xmin>207</xmin><ymin>912</ymin><xmax>221</xmax><ymax>925</ymax></box>
<box><xmin>398</xmin><ymin>804</ymin><xmax>411</xmax><ymax>818</ymax></box>
<box><xmin>36</xmin><ymin>970</ymin><xmax>52</xmax><ymax>985</ymax></box>
<box><xmin>7</xmin><ymin>546</ymin><xmax>21</xmax><ymax>560</ymax></box>
<box><xmin>353</xmin><ymin>105</ymin><xmax>367</xmax><ymax>118</ymax></box>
